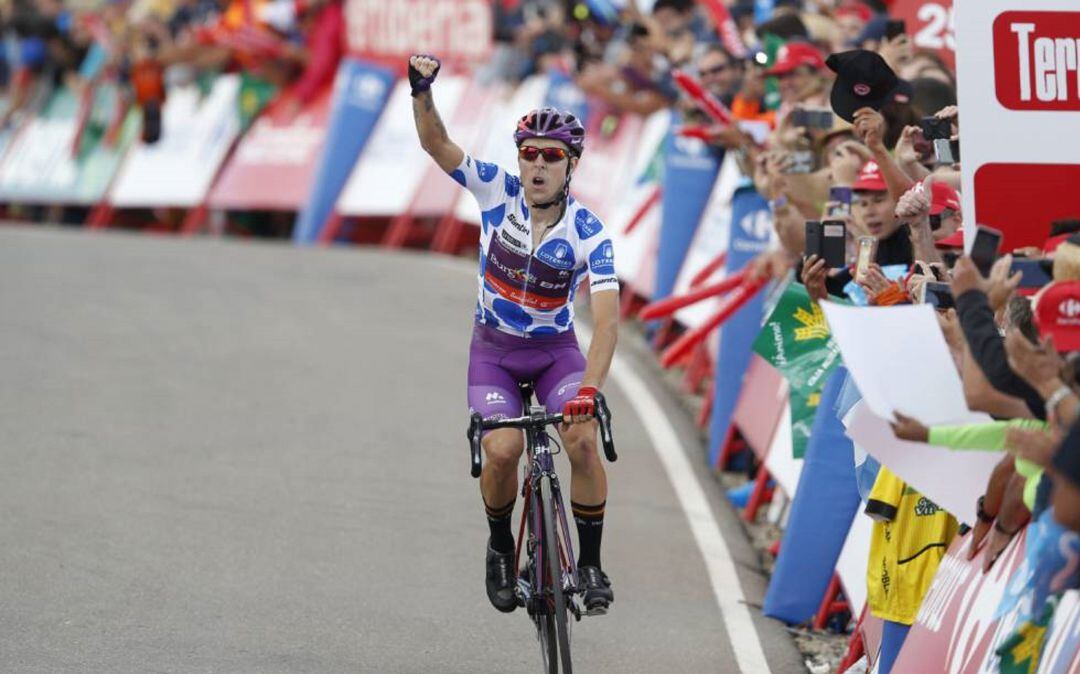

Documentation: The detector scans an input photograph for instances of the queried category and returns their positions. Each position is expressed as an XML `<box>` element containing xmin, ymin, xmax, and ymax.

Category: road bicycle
<box><xmin>467</xmin><ymin>384</ymin><xmax>617</xmax><ymax>674</ymax></box>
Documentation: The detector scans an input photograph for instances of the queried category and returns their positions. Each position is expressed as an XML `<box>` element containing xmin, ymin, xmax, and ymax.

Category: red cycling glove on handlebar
<box><xmin>563</xmin><ymin>386</ymin><xmax>598</xmax><ymax>420</ymax></box>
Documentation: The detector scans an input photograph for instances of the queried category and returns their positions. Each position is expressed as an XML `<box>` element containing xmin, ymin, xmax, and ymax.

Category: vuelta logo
<box><xmin>994</xmin><ymin>12</ymin><xmax>1080</xmax><ymax>111</ymax></box>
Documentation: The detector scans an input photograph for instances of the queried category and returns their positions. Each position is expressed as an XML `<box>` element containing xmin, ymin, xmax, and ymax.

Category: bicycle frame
<box><xmin>513</xmin><ymin>405</ymin><xmax>579</xmax><ymax>618</ymax></box>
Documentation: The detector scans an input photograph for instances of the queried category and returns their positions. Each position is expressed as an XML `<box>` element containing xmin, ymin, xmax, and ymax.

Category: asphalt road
<box><xmin>0</xmin><ymin>227</ymin><xmax>805</xmax><ymax>673</ymax></box>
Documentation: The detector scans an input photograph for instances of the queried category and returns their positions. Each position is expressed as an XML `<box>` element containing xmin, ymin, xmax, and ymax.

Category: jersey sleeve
<box><xmin>574</xmin><ymin>207</ymin><xmax>619</xmax><ymax>295</ymax></box>
<box><xmin>447</xmin><ymin>154</ymin><xmax>513</xmax><ymax>212</ymax></box>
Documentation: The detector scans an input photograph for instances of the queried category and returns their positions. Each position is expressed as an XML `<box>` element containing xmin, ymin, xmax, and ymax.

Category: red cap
<box><xmin>1035</xmin><ymin>281</ymin><xmax>1080</xmax><ymax>353</ymax></box>
<box><xmin>1045</xmin><ymin>232</ymin><xmax>1072</xmax><ymax>253</ymax></box>
<box><xmin>835</xmin><ymin>3</ymin><xmax>873</xmax><ymax>22</ymax></box>
<box><xmin>852</xmin><ymin>160</ymin><xmax>886</xmax><ymax>191</ymax></box>
<box><xmin>767</xmin><ymin>42</ymin><xmax>827</xmax><ymax>76</ymax></box>
<box><xmin>935</xmin><ymin>227</ymin><xmax>965</xmax><ymax>248</ymax></box>
<box><xmin>929</xmin><ymin>182</ymin><xmax>961</xmax><ymax>215</ymax></box>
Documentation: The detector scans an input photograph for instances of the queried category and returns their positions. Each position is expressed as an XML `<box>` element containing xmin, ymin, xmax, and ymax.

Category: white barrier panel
<box><xmin>109</xmin><ymin>75</ymin><xmax>241</xmax><ymax>208</ymax></box>
<box><xmin>452</xmin><ymin>74</ymin><xmax>549</xmax><ymax>226</ymax></box>
<box><xmin>763</xmin><ymin>402</ymin><xmax>805</xmax><ymax>499</ymax></box>
<box><xmin>572</xmin><ymin>113</ymin><xmax>644</xmax><ymax>224</ymax></box>
<box><xmin>608</xmin><ymin>109</ymin><xmax>670</xmax><ymax>299</ymax></box>
<box><xmin>336</xmin><ymin>77</ymin><xmax>467</xmax><ymax>217</ymax></box>
<box><xmin>669</xmin><ymin>152</ymin><xmax>743</xmax><ymax>329</ymax></box>
<box><xmin>0</xmin><ymin>86</ymin><xmax>134</xmax><ymax>205</ymax></box>
<box><xmin>835</xmin><ymin>510</ymin><xmax>872</xmax><ymax>616</ymax></box>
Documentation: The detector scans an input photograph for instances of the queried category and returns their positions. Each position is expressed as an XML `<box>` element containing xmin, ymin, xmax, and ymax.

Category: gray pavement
<box><xmin>0</xmin><ymin>227</ymin><xmax>805</xmax><ymax>673</ymax></box>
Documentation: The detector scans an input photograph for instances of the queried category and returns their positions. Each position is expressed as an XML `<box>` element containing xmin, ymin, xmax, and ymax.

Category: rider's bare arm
<box><xmin>410</xmin><ymin>55</ymin><xmax>464</xmax><ymax>173</ymax></box>
<box><xmin>580</xmin><ymin>290</ymin><xmax>619</xmax><ymax>391</ymax></box>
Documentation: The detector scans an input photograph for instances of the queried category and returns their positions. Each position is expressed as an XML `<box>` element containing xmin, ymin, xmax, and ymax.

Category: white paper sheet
<box><xmin>821</xmin><ymin>302</ymin><xmax>979</xmax><ymax>426</ymax></box>
<box><xmin>844</xmin><ymin>402</ymin><xmax>1001</xmax><ymax>523</ymax></box>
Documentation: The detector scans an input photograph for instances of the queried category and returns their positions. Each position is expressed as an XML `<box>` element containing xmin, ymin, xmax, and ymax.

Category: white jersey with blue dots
<box><xmin>449</xmin><ymin>154</ymin><xmax>619</xmax><ymax>338</ymax></box>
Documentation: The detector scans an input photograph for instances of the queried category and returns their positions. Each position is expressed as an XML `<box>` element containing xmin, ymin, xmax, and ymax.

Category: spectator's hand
<box><xmin>935</xmin><ymin>308</ymin><xmax>964</xmax><ymax>349</ymax></box>
<box><xmin>878</xmin><ymin>33</ymin><xmax>913</xmax><ymax>72</ymax></box>
<box><xmin>896</xmin><ymin>180</ymin><xmax>932</xmax><ymax>223</ymax></box>
<box><xmin>747</xmin><ymin>249</ymin><xmax>795</xmax><ymax>282</ymax></box>
<box><xmin>986</xmin><ymin>254</ymin><xmax>1021</xmax><ymax>311</ymax></box>
<box><xmin>801</xmin><ymin>255</ymin><xmax>828</xmax><ymax>303</ymax></box>
<box><xmin>891</xmin><ymin>412</ymin><xmax>930</xmax><ymax>442</ymax></box>
<box><xmin>950</xmin><ymin>255</ymin><xmax>981</xmax><ymax>297</ymax></box>
<box><xmin>935</xmin><ymin>105</ymin><xmax>960</xmax><ymax>139</ymax></box>
<box><xmin>1004</xmin><ymin>427</ymin><xmax>1057</xmax><ymax>468</ymax></box>
<box><xmin>859</xmin><ymin>263</ymin><xmax>893</xmax><ymax>299</ymax></box>
<box><xmin>853</xmin><ymin>107</ymin><xmax>888</xmax><ymax>152</ymax></box>
<box><xmin>1005</xmin><ymin>328</ymin><xmax>1064</xmax><ymax>391</ymax></box>
<box><xmin>895</xmin><ymin>125</ymin><xmax>923</xmax><ymax>166</ymax></box>
<box><xmin>830</xmin><ymin>141</ymin><xmax>868</xmax><ymax>185</ymax></box>
<box><xmin>1012</xmin><ymin>247</ymin><xmax>1044</xmax><ymax>260</ymax></box>
<box><xmin>706</xmin><ymin>125</ymin><xmax>753</xmax><ymax>150</ymax></box>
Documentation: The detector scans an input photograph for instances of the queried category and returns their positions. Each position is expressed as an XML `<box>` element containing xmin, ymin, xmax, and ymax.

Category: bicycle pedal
<box><xmin>584</xmin><ymin>601</ymin><xmax>610</xmax><ymax>617</ymax></box>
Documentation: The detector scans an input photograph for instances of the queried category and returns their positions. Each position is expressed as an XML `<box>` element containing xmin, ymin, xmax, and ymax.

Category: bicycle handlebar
<box><xmin>467</xmin><ymin>393</ymin><xmax>617</xmax><ymax>478</ymax></box>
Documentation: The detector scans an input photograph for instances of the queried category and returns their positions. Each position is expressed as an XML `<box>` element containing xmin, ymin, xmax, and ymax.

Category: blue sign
<box><xmin>754</xmin><ymin>0</ymin><xmax>775</xmax><ymax>24</ymax></box>
<box><xmin>653</xmin><ymin>119</ymin><xmax>722</xmax><ymax>303</ymax></box>
<box><xmin>293</xmin><ymin>58</ymin><xmax>395</xmax><ymax>244</ymax></box>
<box><xmin>707</xmin><ymin>185</ymin><xmax>771</xmax><ymax>465</ymax></box>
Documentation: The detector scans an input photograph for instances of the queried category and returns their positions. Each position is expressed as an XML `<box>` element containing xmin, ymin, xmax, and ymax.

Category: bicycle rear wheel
<box><xmin>541</xmin><ymin>475</ymin><xmax>572</xmax><ymax>674</ymax></box>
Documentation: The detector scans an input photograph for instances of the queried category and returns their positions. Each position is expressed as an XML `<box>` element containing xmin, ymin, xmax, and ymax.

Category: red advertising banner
<box><xmin>975</xmin><ymin>163</ymin><xmax>1080</xmax><ymax>250</ymax></box>
<box><xmin>891</xmin><ymin>0</ymin><xmax>955</xmax><ymax>69</ymax></box>
<box><xmin>208</xmin><ymin>87</ymin><xmax>332</xmax><ymax>211</ymax></box>
<box><xmin>993</xmin><ymin>11</ymin><xmax>1080</xmax><ymax>111</ymax></box>
<box><xmin>892</xmin><ymin>531</ymin><xmax>1026</xmax><ymax>673</ymax></box>
<box><xmin>343</xmin><ymin>0</ymin><xmax>492</xmax><ymax>68</ymax></box>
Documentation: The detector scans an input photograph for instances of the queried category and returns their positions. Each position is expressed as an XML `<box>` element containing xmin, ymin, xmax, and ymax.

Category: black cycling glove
<box><xmin>409</xmin><ymin>56</ymin><xmax>441</xmax><ymax>97</ymax></box>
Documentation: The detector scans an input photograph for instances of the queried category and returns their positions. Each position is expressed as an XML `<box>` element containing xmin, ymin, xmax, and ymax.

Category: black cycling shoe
<box><xmin>578</xmin><ymin>566</ymin><xmax>614</xmax><ymax>615</ymax></box>
<box><xmin>486</xmin><ymin>541</ymin><xmax>518</xmax><ymax>613</ymax></box>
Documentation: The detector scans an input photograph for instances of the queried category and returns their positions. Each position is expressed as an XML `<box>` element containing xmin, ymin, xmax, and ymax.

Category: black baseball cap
<box><xmin>826</xmin><ymin>49</ymin><xmax>900</xmax><ymax>122</ymax></box>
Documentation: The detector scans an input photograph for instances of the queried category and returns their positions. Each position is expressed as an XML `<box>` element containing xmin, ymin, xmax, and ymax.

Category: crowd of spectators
<box><xmin>487</xmin><ymin>1</ymin><xmax>1079</xmax><ymax>672</ymax></box>
<box><xmin>0</xmin><ymin>0</ymin><xmax>344</xmax><ymax>139</ymax></box>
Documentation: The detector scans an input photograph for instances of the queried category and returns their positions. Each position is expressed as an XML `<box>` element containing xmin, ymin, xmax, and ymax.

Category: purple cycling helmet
<box><xmin>513</xmin><ymin>107</ymin><xmax>585</xmax><ymax>157</ymax></box>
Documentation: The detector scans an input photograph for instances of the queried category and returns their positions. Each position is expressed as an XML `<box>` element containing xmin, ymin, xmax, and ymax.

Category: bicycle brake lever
<box><xmin>593</xmin><ymin>393</ymin><xmax>617</xmax><ymax>462</ymax></box>
<box><xmin>467</xmin><ymin>412</ymin><xmax>483</xmax><ymax>478</ymax></box>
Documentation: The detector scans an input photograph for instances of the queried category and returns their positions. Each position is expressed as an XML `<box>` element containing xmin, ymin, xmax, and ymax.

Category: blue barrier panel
<box><xmin>763</xmin><ymin>366</ymin><xmax>862</xmax><ymax>624</ymax></box>
<box><xmin>652</xmin><ymin>120</ymin><xmax>721</xmax><ymax>302</ymax></box>
<box><xmin>706</xmin><ymin>185</ymin><xmax>771</xmax><ymax>465</ymax></box>
<box><xmin>293</xmin><ymin>58</ymin><xmax>395</xmax><ymax>244</ymax></box>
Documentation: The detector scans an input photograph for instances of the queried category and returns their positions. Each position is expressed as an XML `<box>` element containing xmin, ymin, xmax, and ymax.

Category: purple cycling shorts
<box><xmin>467</xmin><ymin>323</ymin><xmax>587</xmax><ymax>420</ymax></box>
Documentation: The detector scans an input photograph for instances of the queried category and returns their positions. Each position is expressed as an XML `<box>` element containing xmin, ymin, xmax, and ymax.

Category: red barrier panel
<box><xmin>638</xmin><ymin>271</ymin><xmax>745</xmax><ymax>321</ymax></box>
<box><xmin>659</xmin><ymin>278</ymin><xmax>765</xmax><ymax>368</ymax></box>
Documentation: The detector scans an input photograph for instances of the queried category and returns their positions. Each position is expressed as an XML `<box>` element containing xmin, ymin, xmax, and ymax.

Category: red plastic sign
<box><xmin>344</xmin><ymin>0</ymin><xmax>492</xmax><ymax>67</ymax></box>
<box><xmin>891</xmin><ymin>0</ymin><xmax>955</xmax><ymax>69</ymax></box>
<box><xmin>994</xmin><ymin>11</ymin><xmax>1080</xmax><ymax>111</ymax></box>
<box><xmin>974</xmin><ymin>163</ymin><xmax>1080</xmax><ymax>250</ymax></box>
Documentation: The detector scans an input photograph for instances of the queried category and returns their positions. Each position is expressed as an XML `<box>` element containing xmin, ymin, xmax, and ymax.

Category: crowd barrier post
<box><xmin>812</xmin><ymin>573</ymin><xmax>850</xmax><ymax>630</ymax></box>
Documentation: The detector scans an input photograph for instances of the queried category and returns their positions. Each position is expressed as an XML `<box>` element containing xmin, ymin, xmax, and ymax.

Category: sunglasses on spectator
<box><xmin>700</xmin><ymin>63</ymin><xmax>732</xmax><ymax>76</ymax></box>
<box><xmin>519</xmin><ymin>146</ymin><xmax>569</xmax><ymax>163</ymax></box>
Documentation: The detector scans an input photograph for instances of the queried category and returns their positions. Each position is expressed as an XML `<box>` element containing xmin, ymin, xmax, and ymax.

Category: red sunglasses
<box><xmin>518</xmin><ymin>146</ymin><xmax>569</xmax><ymax>163</ymax></box>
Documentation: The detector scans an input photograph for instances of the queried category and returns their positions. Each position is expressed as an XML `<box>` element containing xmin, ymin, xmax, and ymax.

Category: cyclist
<box><xmin>409</xmin><ymin>54</ymin><xmax>619</xmax><ymax>615</ymax></box>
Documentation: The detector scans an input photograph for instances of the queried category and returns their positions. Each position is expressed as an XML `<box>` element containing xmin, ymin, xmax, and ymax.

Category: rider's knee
<box><xmin>562</xmin><ymin>424</ymin><xmax>599</xmax><ymax>466</ymax></box>
<box><xmin>482</xmin><ymin>430</ymin><xmax>524</xmax><ymax>470</ymax></box>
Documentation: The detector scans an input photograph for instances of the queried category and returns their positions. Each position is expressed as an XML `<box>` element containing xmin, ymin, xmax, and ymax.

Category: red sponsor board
<box><xmin>892</xmin><ymin>0</ymin><xmax>955</xmax><ymax>69</ymax></box>
<box><xmin>208</xmin><ymin>87</ymin><xmax>332</xmax><ymax>210</ymax></box>
<box><xmin>994</xmin><ymin>11</ymin><xmax>1080</xmax><ymax>111</ymax></box>
<box><xmin>892</xmin><ymin>531</ymin><xmax>1026</xmax><ymax>674</ymax></box>
<box><xmin>344</xmin><ymin>0</ymin><xmax>492</xmax><ymax>68</ymax></box>
<box><xmin>731</xmin><ymin>355</ymin><xmax>787</xmax><ymax>460</ymax></box>
<box><xmin>974</xmin><ymin>163</ymin><xmax>1080</xmax><ymax>250</ymax></box>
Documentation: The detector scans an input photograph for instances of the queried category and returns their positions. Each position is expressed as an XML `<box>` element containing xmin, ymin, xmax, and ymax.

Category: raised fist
<box><xmin>408</xmin><ymin>55</ymin><xmax>441</xmax><ymax>96</ymax></box>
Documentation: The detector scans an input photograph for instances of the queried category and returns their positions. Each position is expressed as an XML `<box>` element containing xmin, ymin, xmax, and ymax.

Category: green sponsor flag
<box><xmin>752</xmin><ymin>283</ymin><xmax>842</xmax><ymax>458</ymax></box>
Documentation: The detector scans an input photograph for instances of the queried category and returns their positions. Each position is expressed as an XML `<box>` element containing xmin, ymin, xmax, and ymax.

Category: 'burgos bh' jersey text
<box><xmin>449</xmin><ymin>155</ymin><xmax>619</xmax><ymax>338</ymax></box>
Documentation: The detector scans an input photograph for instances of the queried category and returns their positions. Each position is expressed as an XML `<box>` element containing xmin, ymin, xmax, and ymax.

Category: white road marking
<box><xmin>580</xmin><ymin>327</ymin><xmax>772</xmax><ymax>674</ymax></box>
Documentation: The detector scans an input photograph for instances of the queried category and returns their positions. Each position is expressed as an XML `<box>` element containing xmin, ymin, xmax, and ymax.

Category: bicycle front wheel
<box><xmin>541</xmin><ymin>475</ymin><xmax>572</xmax><ymax>674</ymax></box>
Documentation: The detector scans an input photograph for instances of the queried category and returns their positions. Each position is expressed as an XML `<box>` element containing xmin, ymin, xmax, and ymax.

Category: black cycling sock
<box><xmin>572</xmin><ymin>501</ymin><xmax>605</xmax><ymax>569</ymax></box>
<box><xmin>484</xmin><ymin>497</ymin><xmax>516</xmax><ymax>554</ymax></box>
